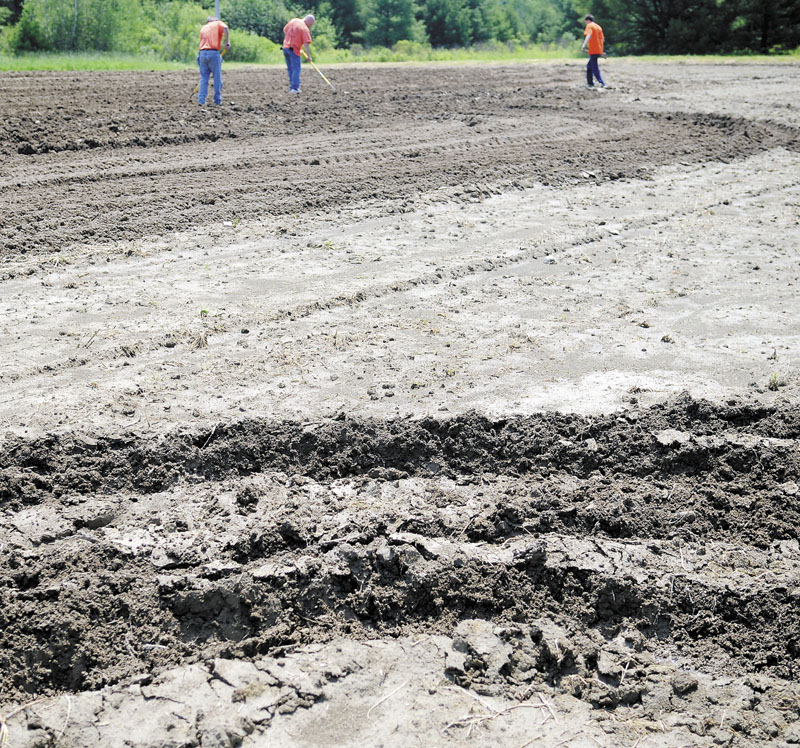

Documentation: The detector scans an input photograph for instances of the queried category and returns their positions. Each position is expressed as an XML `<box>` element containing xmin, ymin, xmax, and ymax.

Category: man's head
<box><xmin>584</xmin><ymin>14</ymin><xmax>594</xmax><ymax>24</ymax></box>
<box><xmin>206</xmin><ymin>16</ymin><xmax>218</xmax><ymax>23</ymax></box>
<box><xmin>303</xmin><ymin>14</ymin><xmax>315</xmax><ymax>27</ymax></box>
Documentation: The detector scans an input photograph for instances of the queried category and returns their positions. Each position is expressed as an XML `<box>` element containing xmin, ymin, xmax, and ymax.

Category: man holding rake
<box><xmin>283</xmin><ymin>14</ymin><xmax>315</xmax><ymax>94</ymax></box>
<box><xmin>197</xmin><ymin>15</ymin><xmax>230</xmax><ymax>106</ymax></box>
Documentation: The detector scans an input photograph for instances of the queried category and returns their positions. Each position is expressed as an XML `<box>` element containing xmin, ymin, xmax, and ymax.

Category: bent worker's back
<box><xmin>196</xmin><ymin>16</ymin><xmax>229</xmax><ymax>105</ymax></box>
<box><xmin>282</xmin><ymin>15</ymin><xmax>315</xmax><ymax>93</ymax></box>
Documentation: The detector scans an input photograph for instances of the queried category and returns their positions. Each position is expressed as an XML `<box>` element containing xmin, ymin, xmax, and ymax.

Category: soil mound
<box><xmin>2</xmin><ymin>396</ymin><xmax>798</xmax><ymax>746</ymax></box>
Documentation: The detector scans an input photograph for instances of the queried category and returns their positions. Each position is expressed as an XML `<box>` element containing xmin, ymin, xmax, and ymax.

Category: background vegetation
<box><xmin>0</xmin><ymin>0</ymin><xmax>798</xmax><ymax>65</ymax></box>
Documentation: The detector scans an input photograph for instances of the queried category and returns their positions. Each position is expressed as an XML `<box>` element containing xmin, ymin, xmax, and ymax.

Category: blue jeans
<box><xmin>586</xmin><ymin>54</ymin><xmax>605</xmax><ymax>87</ymax></box>
<box><xmin>284</xmin><ymin>48</ymin><xmax>301</xmax><ymax>91</ymax></box>
<box><xmin>197</xmin><ymin>49</ymin><xmax>223</xmax><ymax>104</ymax></box>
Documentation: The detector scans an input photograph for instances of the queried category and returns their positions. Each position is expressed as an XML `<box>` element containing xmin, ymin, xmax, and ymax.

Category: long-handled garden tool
<box><xmin>301</xmin><ymin>50</ymin><xmax>336</xmax><ymax>93</ymax></box>
<box><xmin>189</xmin><ymin>47</ymin><xmax>227</xmax><ymax>102</ymax></box>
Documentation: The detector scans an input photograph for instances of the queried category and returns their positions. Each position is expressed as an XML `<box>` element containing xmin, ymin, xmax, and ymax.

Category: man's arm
<box><xmin>581</xmin><ymin>32</ymin><xmax>591</xmax><ymax>52</ymax></box>
<box><xmin>222</xmin><ymin>25</ymin><xmax>230</xmax><ymax>51</ymax></box>
<box><xmin>303</xmin><ymin>41</ymin><xmax>312</xmax><ymax>62</ymax></box>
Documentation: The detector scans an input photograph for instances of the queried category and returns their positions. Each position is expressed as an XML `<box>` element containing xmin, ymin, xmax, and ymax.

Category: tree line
<box><xmin>1</xmin><ymin>0</ymin><xmax>798</xmax><ymax>60</ymax></box>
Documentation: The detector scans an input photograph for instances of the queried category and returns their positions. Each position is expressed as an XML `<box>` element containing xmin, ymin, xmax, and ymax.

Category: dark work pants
<box><xmin>586</xmin><ymin>54</ymin><xmax>605</xmax><ymax>87</ymax></box>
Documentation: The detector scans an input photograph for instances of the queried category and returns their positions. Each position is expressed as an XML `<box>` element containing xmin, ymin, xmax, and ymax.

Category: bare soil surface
<box><xmin>1</xmin><ymin>59</ymin><xmax>799</xmax><ymax>747</ymax></box>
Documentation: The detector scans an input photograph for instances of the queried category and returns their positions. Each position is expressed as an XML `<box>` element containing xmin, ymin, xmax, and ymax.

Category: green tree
<box><xmin>361</xmin><ymin>0</ymin><xmax>426</xmax><ymax>45</ymax></box>
<box><xmin>327</xmin><ymin>0</ymin><xmax>362</xmax><ymax>45</ymax></box>
<box><xmin>13</xmin><ymin>0</ymin><xmax>143</xmax><ymax>51</ymax></box>
<box><xmin>307</xmin><ymin>2</ymin><xmax>340</xmax><ymax>48</ymax></box>
<box><xmin>468</xmin><ymin>0</ymin><xmax>517</xmax><ymax>42</ymax></box>
<box><xmin>148</xmin><ymin>0</ymin><xmax>208</xmax><ymax>60</ymax></box>
<box><xmin>0</xmin><ymin>0</ymin><xmax>23</xmax><ymax>25</ymax></box>
<box><xmin>586</xmin><ymin>0</ymin><xmax>724</xmax><ymax>53</ymax></box>
<box><xmin>732</xmin><ymin>0</ymin><xmax>800</xmax><ymax>52</ymax></box>
<box><xmin>513</xmin><ymin>0</ymin><xmax>555</xmax><ymax>42</ymax></box>
<box><xmin>224</xmin><ymin>0</ymin><xmax>290</xmax><ymax>43</ymax></box>
<box><xmin>423</xmin><ymin>0</ymin><xmax>472</xmax><ymax>46</ymax></box>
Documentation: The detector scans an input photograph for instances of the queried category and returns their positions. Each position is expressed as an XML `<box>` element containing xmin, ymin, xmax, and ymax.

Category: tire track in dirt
<box><xmin>4</xmin><ymin>172</ymin><xmax>796</xmax><ymax>389</ymax></box>
<box><xmin>2</xmin><ymin>67</ymin><xmax>798</xmax><ymax>255</ymax></box>
<box><xmin>276</xmin><ymin>174</ymin><xmax>800</xmax><ymax>323</ymax></box>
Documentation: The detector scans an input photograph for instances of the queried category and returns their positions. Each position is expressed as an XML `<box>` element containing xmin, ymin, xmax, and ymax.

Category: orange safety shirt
<box><xmin>584</xmin><ymin>21</ymin><xmax>604</xmax><ymax>55</ymax></box>
<box><xmin>283</xmin><ymin>18</ymin><xmax>312</xmax><ymax>56</ymax></box>
<box><xmin>199</xmin><ymin>20</ymin><xmax>228</xmax><ymax>51</ymax></box>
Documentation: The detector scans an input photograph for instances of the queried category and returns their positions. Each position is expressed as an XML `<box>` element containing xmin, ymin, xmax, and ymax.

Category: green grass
<box><xmin>624</xmin><ymin>52</ymin><xmax>800</xmax><ymax>64</ymax></box>
<box><xmin>1</xmin><ymin>46</ymin><xmax>798</xmax><ymax>72</ymax></box>
<box><xmin>0</xmin><ymin>43</ymin><xmax>581</xmax><ymax>71</ymax></box>
<box><xmin>0</xmin><ymin>51</ymin><xmax>188</xmax><ymax>71</ymax></box>
<box><xmin>318</xmin><ymin>40</ymin><xmax>581</xmax><ymax>64</ymax></box>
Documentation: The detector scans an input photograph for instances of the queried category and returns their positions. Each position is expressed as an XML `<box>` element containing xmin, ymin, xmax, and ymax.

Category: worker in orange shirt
<box><xmin>283</xmin><ymin>15</ymin><xmax>315</xmax><ymax>94</ymax></box>
<box><xmin>581</xmin><ymin>14</ymin><xmax>606</xmax><ymax>89</ymax></box>
<box><xmin>197</xmin><ymin>16</ymin><xmax>230</xmax><ymax>105</ymax></box>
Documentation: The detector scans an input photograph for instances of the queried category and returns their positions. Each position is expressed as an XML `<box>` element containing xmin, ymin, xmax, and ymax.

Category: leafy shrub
<box><xmin>13</xmin><ymin>0</ymin><xmax>80</xmax><ymax>50</ymax></box>
<box><xmin>140</xmin><ymin>1</ymin><xmax>207</xmax><ymax>62</ymax></box>
<box><xmin>11</xmin><ymin>0</ymin><xmax>140</xmax><ymax>51</ymax></box>
<box><xmin>226</xmin><ymin>27</ymin><xmax>281</xmax><ymax>62</ymax></box>
<box><xmin>224</xmin><ymin>0</ymin><xmax>288</xmax><ymax>43</ymax></box>
<box><xmin>0</xmin><ymin>23</ymin><xmax>14</xmax><ymax>52</ymax></box>
<box><xmin>309</xmin><ymin>13</ymin><xmax>339</xmax><ymax>51</ymax></box>
<box><xmin>392</xmin><ymin>40</ymin><xmax>430</xmax><ymax>59</ymax></box>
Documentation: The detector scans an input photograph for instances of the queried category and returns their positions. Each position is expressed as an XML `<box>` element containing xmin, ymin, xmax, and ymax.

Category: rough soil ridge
<box><xmin>2</xmin><ymin>396</ymin><xmax>799</xmax><ymax>746</ymax></box>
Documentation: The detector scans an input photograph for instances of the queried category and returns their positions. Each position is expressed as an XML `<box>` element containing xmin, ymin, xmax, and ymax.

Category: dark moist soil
<box><xmin>2</xmin><ymin>396</ymin><xmax>798</xmax><ymax>712</ymax></box>
<box><xmin>1</xmin><ymin>66</ymin><xmax>798</xmax><ymax>255</ymax></box>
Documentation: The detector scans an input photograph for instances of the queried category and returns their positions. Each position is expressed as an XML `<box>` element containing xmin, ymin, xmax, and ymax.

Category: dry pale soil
<box><xmin>1</xmin><ymin>58</ymin><xmax>799</xmax><ymax>748</ymax></box>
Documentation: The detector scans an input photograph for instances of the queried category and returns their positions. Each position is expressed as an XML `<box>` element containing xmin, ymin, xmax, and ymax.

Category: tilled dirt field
<box><xmin>1</xmin><ymin>60</ymin><xmax>800</xmax><ymax>747</ymax></box>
